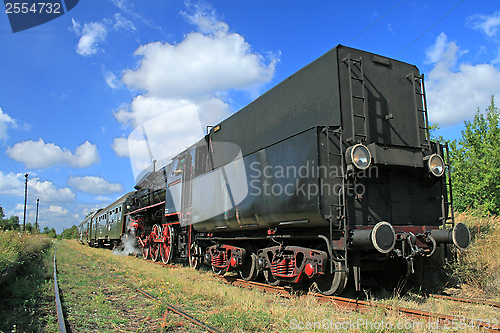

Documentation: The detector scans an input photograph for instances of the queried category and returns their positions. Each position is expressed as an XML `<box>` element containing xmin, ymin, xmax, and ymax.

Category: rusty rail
<box><xmin>430</xmin><ymin>294</ymin><xmax>500</xmax><ymax>308</ymax></box>
<box><xmin>219</xmin><ymin>276</ymin><xmax>500</xmax><ymax>332</ymax></box>
<box><xmin>53</xmin><ymin>248</ymin><xmax>67</xmax><ymax>333</ymax></box>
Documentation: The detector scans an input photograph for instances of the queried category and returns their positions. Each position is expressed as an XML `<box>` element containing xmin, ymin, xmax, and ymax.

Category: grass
<box><xmin>1</xmin><ymin>213</ymin><xmax>497</xmax><ymax>332</ymax></box>
<box><xmin>451</xmin><ymin>211</ymin><xmax>500</xmax><ymax>299</ymax></box>
<box><xmin>0</xmin><ymin>230</ymin><xmax>57</xmax><ymax>332</ymax></box>
<box><xmin>0</xmin><ymin>230</ymin><xmax>52</xmax><ymax>283</ymax></box>
<box><xmin>59</xmin><ymin>239</ymin><xmax>494</xmax><ymax>333</ymax></box>
<box><xmin>54</xmin><ymin>243</ymin><xmax>164</xmax><ymax>332</ymax></box>
<box><xmin>53</xmin><ymin>210</ymin><xmax>500</xmax><ymax>333</ymax></box>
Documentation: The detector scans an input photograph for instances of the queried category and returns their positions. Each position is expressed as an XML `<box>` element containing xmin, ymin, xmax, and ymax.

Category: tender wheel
<box><xmin>263</xmin><ymin>270</ymin><xmax>283</xmax><ymax>286</ymax></box>
<box><xmin>311</xmin><ymin>257</ymin><xmax>348</xmax><ymax>296</ymax></box>
<box><xmin>189</xmin><ymin>242</ymin><xmax>202</xmax><ymax>269</ymax></box>
<box><xmin>212</xmin><ymin>265</ymin><xmax>227</xmax><ymax>275</ymax></box>
<box><xmin>239</xmin><ymin>243</ymin><xmax>258</xmax><ymax>281</ymax></box>
<box><xmin>150</xmin><ymin>224</ymin><xmax>161</xmax><ymax>262</ymax></box>
<box><xmin>160</xmin><ymin>224</ymin><xmax>174</xmax><ymax>264</ymax></box>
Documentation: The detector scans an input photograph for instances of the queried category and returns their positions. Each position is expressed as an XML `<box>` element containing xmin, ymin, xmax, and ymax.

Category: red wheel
<box><xmin>150</xmin><ymin>224</ymin><xmax>161</xmax><ymax>262</ymax></box>
<box><xmin>160</xmin><ymin>225</ymin><xmax>174</xmax><ymax>264</ymax></box>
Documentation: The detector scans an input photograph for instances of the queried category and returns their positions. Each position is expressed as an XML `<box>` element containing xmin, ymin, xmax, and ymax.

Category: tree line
<box><xmin>434</xmin><ymin>96</ymin><xmax>500</xmax><ymax>215</ymax></box>
<box><xmin>0</xmin><ymin>206</ymin><xmax>77</xmax><ymax>239</ymax></box>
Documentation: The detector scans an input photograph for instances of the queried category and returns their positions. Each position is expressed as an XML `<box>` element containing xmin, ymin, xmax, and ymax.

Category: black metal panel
<box><xmin>337</xmin><ymin>45</ymin><xmax>425</xmax><ymax>148</ymax></box>
<box><xmin>209</xmin><ymin>48</ymin><xmax>341</xmax><ymax>167</ymax></box>
<box><xmin>345</xmin><ymin>165</ymin><xmax>443</xmax><ymax>227</ymax></box>
<box><xmin>367</xmin><ymin>143</ymin><xmax>424</xmax><ymax>167</ymax></box>
<box><xmin>192</xmin><ymin>127</ymin><xmax>326</xmax><ymax>232</ymax></box>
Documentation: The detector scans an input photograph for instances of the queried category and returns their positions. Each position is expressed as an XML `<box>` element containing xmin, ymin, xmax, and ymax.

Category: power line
<box><xmin>347</xmin><ymin>0</ymin><xmax>406</xmax><ymax>45</ymax></box>
<box><xmin>0</xmin><ymin>141</ymin><xmax>19</xmax><ymax>174</ymax></box>
<box><xmin>397</xmin><ymin>0</ymin><xmax>465</xmax><ymax>57</ymax></box>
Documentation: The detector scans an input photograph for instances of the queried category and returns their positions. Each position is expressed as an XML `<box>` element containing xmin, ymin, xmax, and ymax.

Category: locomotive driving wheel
<box><xmin>140</xmin><ymin>235</ymin><xmax>150</xmax><ymax>260</ymax></box>
<box><xmin>311</xmin><ymin>247</ymin><xmax>348</xmax><ymax>295</ymax></box>
<box><xmin>160</xmin><ymin>224</ymin><xmax>174</xmax><ymax>264</ymax></box>
<box><xmin>150</xmin><ymin>224</ymin><xmax>161</xmax><ymax>262</ymax></box>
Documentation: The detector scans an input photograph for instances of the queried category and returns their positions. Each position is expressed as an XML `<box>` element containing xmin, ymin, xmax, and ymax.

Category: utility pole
<box><xmin>35</xmin><ymin>199</ymin><xmax>39</xmax><ymax>231</ymax></box>
<box><xmin>23</xmin><ymin>173</ymin><xmax>28</xmax><ymax>231</ymax></box>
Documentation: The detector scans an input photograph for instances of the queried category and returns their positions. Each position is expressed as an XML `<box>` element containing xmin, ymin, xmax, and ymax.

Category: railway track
<box><xmin>59</xmin><ymin>246</ymin><xmax>223</xmax><ymax>333</ymax></box>
<box><xmin>429</xmin><ymin>294</ymin><xmax>500</xmax><ymax>309</ymax></box>
<box><xmin>135</xmin><ymin>251</ymin><xmax>500</xmax><ymax>332</ymax></box>
<box><xmin>135</xmin><ymin>254</ymin><xmax>500</xmax><ymax>332</ymax></box>
<box><xmin>53</xmin><ymin>248</ymin><xmax>67</xmax><ymax>333</ymax></box>
<box><xmin>216</xmin><ymin>275</ymin><xmax>500</xmax><ymax>332</ymax></box>
<box><xmin>69</xmin><ymin>244</ymin><xmax>499</xmax><ymax>332</ymax></box>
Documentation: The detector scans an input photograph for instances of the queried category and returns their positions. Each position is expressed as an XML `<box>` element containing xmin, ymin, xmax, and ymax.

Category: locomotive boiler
<box><xmin>80</xmin><ymin>45</ymin><xmax>470</xmax><ymax>295</ymax></box>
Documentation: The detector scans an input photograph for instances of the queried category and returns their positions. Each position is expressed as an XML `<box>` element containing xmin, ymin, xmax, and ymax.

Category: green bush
<box><xmin>0</xmin><ymin>230</ymin><xmax>52</xmax><ymax>283</ymax></box>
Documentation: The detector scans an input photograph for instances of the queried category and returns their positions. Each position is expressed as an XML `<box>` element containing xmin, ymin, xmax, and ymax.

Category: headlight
<box><xmin>425</xmin><ymin>154</ymin><xmax>445</xmax><ymax>177</ymax></box>
<box><xmin>346</xmin><ymin>144</ymin><xmax>372</xmax><ymax>170</ymax></box>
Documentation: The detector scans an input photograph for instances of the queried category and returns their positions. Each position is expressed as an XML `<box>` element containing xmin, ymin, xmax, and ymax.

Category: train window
<box><xmin>195</xmin><ymin>146</ymin><xmax>210</xmax><ymax>175</ymax></box>
<box><xmin>172</xmin><ymin>157</ymin><xmax>185</xmax><ymax>175</ymax></box>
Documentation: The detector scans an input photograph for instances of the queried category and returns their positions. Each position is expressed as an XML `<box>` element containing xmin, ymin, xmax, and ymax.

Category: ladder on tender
<box><xmin>344</xmin><ymin>55</ymin><xmax>368</xmax><ymax>143</ymax></box>
<box><xmin>323</xmin><ymin>126</ymin><xmax>348</xmax><ymax>274</ymax></box>
<box><xmin>408</xmin><ymin>73</ymin><xmax>431</xmax><ymax>149</ymax></box>
<box><xmin>441</xmin><ymin>143</ymin><xmax>455</xmax><ymax>228</ymax></box>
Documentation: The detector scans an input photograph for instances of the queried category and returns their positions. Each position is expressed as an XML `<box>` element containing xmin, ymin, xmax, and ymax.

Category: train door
<box><xmin>86</xmin><ymin>220</ymin><xmax>90</xmax><ymax>244</ymax></box>
<box><xmin>166</xmin><ymin>155</ymin><xmax>184</xmax><ymax>219</ymax></box>
<box><xmin>181</xmin><ymin>148</ymin><xmax>195</xmax><ymax>226</ymax></box>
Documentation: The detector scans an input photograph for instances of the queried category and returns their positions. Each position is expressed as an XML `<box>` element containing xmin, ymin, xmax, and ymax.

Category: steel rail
<box><xmin>53</xmin><ymin>248</ymin><xmax>67</xmax><ymax>333</ymax></box>
<box><xmin>71</xmin><ymin>247</ymin><xmax>223</xmax><ymax>333</ymax></box>
<box><xmin>430</xmin><ymin>294</ymin><xmax>500</xmax><ymax>308</ymax></box>
<box><xmin>219</xmin><ymin>276</ymin><xmax>500</xmax><ymax>332</ymax></box>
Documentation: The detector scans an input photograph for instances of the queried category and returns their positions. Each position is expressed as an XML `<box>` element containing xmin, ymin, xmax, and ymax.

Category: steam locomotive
<box><xmin>78</xmin><ymin>45</ymin><xmax>470</xmax><ymax>295</ymax></box>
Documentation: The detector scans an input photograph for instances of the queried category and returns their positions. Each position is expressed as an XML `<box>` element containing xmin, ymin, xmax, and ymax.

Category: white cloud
<box><xmin>0</xmin><ymin>172</ymin><xmax>76</xmax><ymax>204</ymax></box>
<box><xmin>114</xmin><ymin>95</ymin><xmax>192</xmax><ymax>129</ymax></box>
<box><xmin>6</xmin><ymin>139</ymin><xmax>100</xmax><ymax>169</ymax></box>
<box><xmin>425</xmin><ymin>32</ymin><xmax>448</xmax><ymax>64</ymax></box>
<box><xmin>425</xmin><ymin>33</ymin><xmax>500</xmax><ymax>126</ymax></box>
<box><xmin>469</xmin><ymin>12</ymin><xmax>500</xmax><ymax>37</ymax></box>
<box><xmin>111</xmin><ymin>0</ymin><xmax>129</xmax><ymax>12</ymax></box>
<box><xmin>71</xmin><ymin>14</ymin><xmax>135</xmax><ymax>57</ymax></box>
<box><xmin>0</xmin><ymin>171</ymin><xmax>24</xmax><ymax>196</ymax></box>
<box><xmin>113</xmin><ymin>5</ymin><xmax>277</xmax><ymax>180</ymax></box>
<box><xmin>115</xmin><ymin>104</ymin><xmax>206</xmax><ymax>181</ymax></box>
<box><xmin>0</xmin><ymin>107</ymin><xmax>17</xmax><ymax>140</ymax></box>
<box><xmin>68</xmin><ymin>176</ymin><xmax>124</xmax><ymax>194</ymax></box>
<box><xmin>111</xmin><ymin>136</ymin><xmax>130</xmax><ymax>158</ymax></box>
<box><xmin>112</xmin><ymin>97</ymin><xmax>228</xmax><ymax>154</ymax></box>
<box><xmin>28</xmin><ymin>180</ymin><xmax>76</xmax><ymax>203</ymax></box>
<box><xmin>8</xmin><ymin>203</ymin><xmax>79</xmax><ymax>233</ymax></box>
<box><xmin>122</xmin><ymin>33</ymin><xmax>276</xmax><ymax>99</ymax></box>
<box><xmin>121</xmin><ymin>5</ymin><xmax>276</xmax><ymax>99</ymax></box>
<box><xmin>72</xmin><ymin>19</ymin><xmax>108</xmax><ymax>56</ymax></box>
<box><xmin>113</xmin><ymin>13</ymin><xmax>135</xmax><ymax>31</ymax></box>
<box><xmin>103</xmin><ymin>68</ymin><xmax>121</xmax><ymax>89</ymax></box>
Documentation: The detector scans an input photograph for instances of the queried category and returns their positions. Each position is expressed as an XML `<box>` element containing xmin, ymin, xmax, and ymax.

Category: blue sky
<box><xmin>1</xmin><ymin>0</ymin><xmax>500</xmax><ymax>232</ymax></box>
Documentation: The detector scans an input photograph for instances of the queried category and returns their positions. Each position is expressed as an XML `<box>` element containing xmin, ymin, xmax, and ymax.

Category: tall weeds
<box><xmin>452</xmin><ymin>211</ymin><xmax>500</xmax><ymax>296</ymax></box>
<box><xmin>0</xmin><ymin>230</ymin><xmax>52</xmax><ymax>283</ymax></box>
